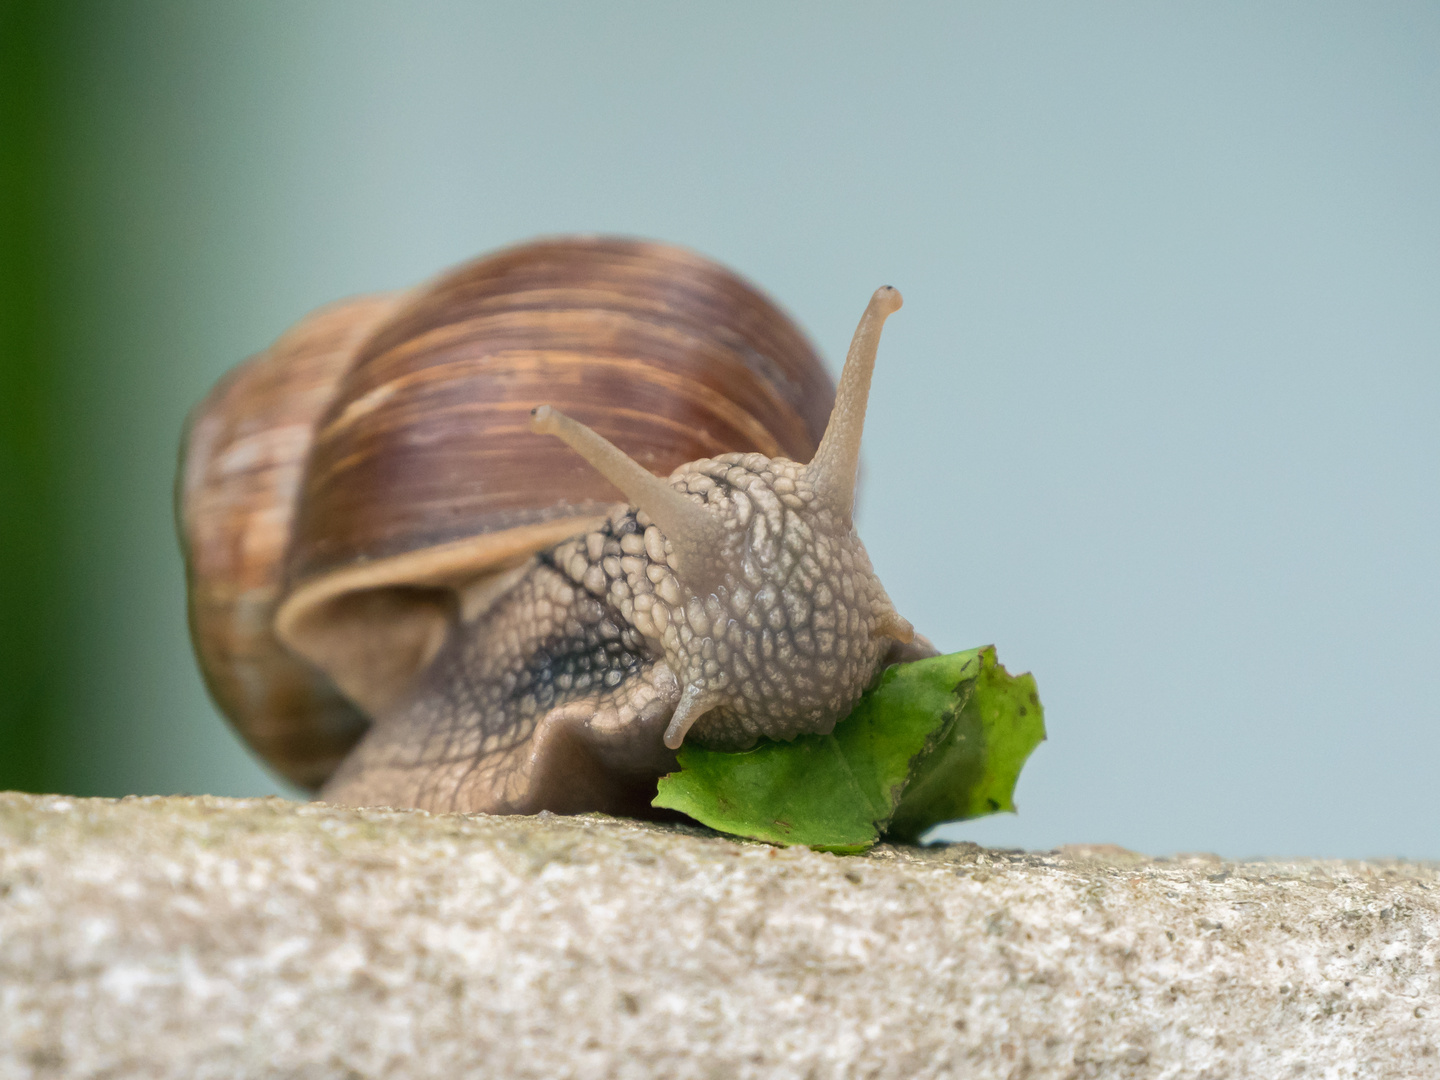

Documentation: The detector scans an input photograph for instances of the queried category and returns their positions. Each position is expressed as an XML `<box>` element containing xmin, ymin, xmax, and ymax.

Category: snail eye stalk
<box><xmin>803</xmin><ymin>286</ymin><xmax>903</xmax><ymax>524</ymax></box>
<box><xmin>529</xmin><ymin>405</ymin><xmax>728</xmax><ymax>584</ymax></box>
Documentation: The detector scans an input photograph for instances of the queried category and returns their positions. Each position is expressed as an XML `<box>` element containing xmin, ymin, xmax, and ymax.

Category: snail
<box><xmin>178</xmin><ymin>237</ymin><xmax>933</xmax><ymax>818</ymax></box>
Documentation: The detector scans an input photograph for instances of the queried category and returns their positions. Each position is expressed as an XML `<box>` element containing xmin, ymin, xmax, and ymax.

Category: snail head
<box><xmin>530</xmin><ymin>287</ymin><xmax>913</xmax><ymax>751</ymax></box>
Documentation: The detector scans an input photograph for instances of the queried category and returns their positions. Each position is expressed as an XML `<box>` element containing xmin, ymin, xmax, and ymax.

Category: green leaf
<box><xmin>652</xmin><ymin>645</ymin><xmax>1045</xmax><ymax>852</ymax></box>
<box><xmin>884</xmin><ymin>647</ymin><xmax>1046</xmax><ymax>843</ymax></box>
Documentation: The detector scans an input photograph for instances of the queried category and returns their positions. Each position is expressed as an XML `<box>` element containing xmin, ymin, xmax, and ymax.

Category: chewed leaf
<box><xmin>884</xmin><ymin>646</ymin><xmax>1046</xmax><ymax>843</ymax></box>
<box><xmin>653</xmin><ymin>646</ymin><xmax>1044</xmax><ymax>852</ymax></box>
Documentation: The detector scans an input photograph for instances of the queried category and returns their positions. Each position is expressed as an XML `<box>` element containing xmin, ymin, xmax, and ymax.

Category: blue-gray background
<box><xmin>5</xmin><ymin>2</ymin><xmax>1437</xmax><ymax>858</ymax></box>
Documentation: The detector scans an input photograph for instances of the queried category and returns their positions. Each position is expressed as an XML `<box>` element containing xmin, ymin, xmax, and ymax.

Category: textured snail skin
<box><xmin>321</xmin><ymin>288</ymin><xmax>929</xmax><ymax>816</ymax></box>
<box><xmin>322</xmin><ymin>474</ymin><xmax>906</xmax><ymax>814</ymax></box>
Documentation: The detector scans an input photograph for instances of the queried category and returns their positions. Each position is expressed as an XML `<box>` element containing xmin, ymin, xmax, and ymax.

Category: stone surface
<box><xmin>0</xmin><ymin>793</ymin><xmax>1437</xmax><ymax>1079</ymax></box>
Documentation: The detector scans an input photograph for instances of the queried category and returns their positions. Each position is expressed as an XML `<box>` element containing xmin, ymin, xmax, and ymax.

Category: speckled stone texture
<box><xmin>0</xmin><ymin>794</ymin><xmax>1436</xmax><ymax>1079</ymax></box>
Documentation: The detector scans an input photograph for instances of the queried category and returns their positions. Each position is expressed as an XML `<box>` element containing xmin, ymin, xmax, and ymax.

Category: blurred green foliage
<box><xmin>0</xmin><ymin>0</ymin><xmax>75</xmax><ymax>792</ymax></box>
<box><xmin>0</xmin><ymin>2</ymin><xmax>292</xmax><ymax>800</ymax></box>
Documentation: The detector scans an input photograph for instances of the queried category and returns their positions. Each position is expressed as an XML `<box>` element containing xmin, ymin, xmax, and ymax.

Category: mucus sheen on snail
<box><xmin>178</xmin><ymin>238</ymin><xmax>934</xmax><ymax>818</ymax></box>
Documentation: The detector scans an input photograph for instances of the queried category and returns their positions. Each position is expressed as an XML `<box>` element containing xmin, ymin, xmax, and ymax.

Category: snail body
<box><xmin>179</xmin><ymin>237</ymin><xmax>927</xmax><ymax>816</ymax></box>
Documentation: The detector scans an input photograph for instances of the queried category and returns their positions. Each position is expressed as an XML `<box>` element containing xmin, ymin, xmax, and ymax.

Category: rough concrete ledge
<box><xmin>0</xmin><ymin>794</ymin><xmax>1436</xmax><ymax>1080</ymax></box>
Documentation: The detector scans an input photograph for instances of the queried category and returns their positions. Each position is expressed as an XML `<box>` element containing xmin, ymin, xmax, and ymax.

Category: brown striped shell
<box><xmin>178</xmin><ymin>237</ymin><xmax>835</xmax><ymax>790</ymax></box>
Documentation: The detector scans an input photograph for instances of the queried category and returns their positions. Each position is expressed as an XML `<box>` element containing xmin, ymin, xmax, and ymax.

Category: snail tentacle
<box><xmin>804</xmin><ymin>286</ymin><xmax>903</xmax><ymax>522</ymax></box>
<box><xmin>529</xmin><ymin>405</ymin><xmax>730</xmax><ymax>589</ymax></box>
<box><xmin>663</xmin><ymin>683</ymin><xmax>722</xmax><ymax>751</ymax></box>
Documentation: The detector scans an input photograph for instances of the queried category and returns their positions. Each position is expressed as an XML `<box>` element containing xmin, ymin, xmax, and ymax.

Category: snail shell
<box><xmin>179</xmin><ymin>237</ymin><xmax>836</xmax><ymax>793</ymax></box>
